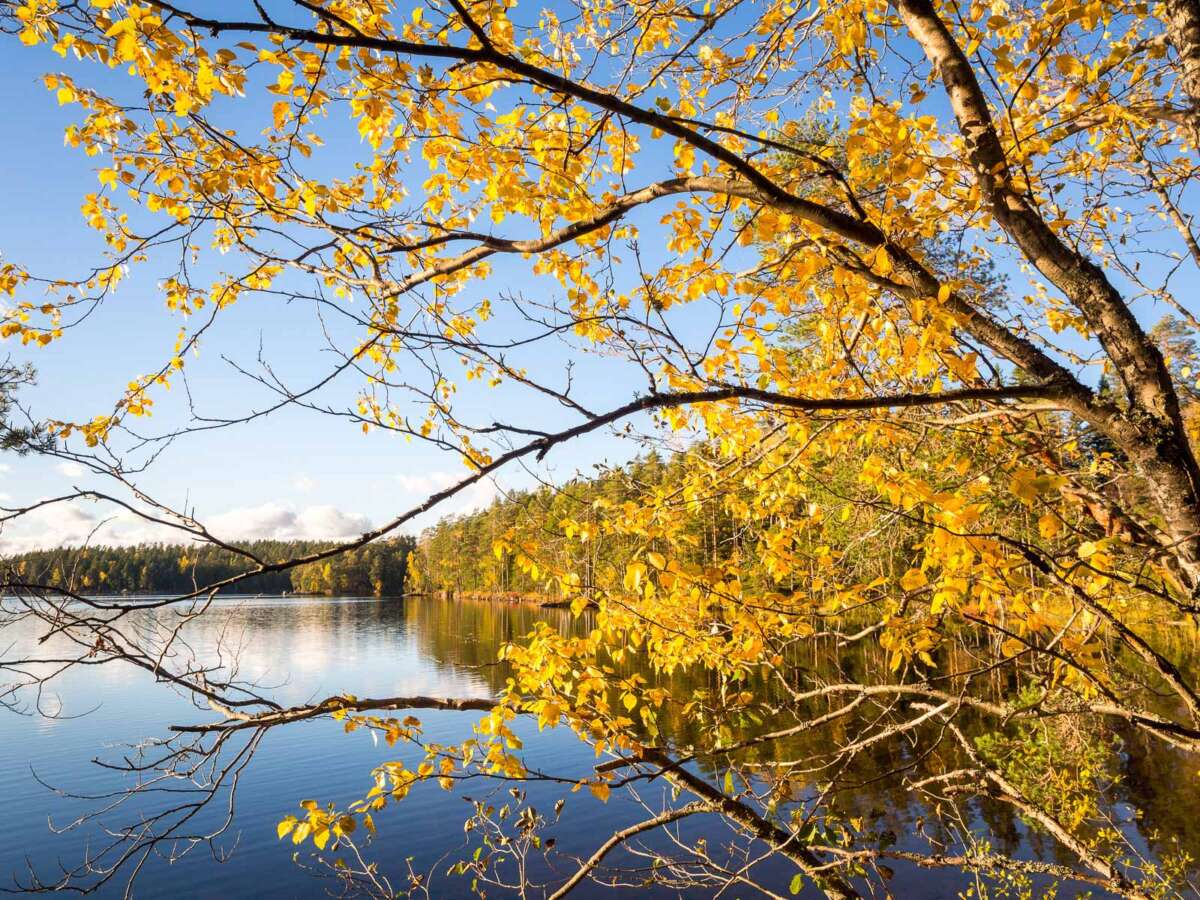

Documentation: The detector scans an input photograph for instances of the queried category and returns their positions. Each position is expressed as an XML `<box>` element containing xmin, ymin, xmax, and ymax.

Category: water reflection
<box><xmin>402</xmin><ymin>597</ymin><xmax>1200</xmax><ymax>896</ymax></box>
<box><xmin>0</xmin><ymin>595</ymin><xmax>1194</xmax><ymax>898</ymax></box>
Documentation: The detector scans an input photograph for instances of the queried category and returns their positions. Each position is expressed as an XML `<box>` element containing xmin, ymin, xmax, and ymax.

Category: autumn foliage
<box><xmin>4</xmin><ymin>0</ymin><xmax>1200</xmax><ymax>895</ymax></box>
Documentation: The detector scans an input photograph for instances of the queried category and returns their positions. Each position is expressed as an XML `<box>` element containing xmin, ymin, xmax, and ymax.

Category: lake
<box><xmin>0</xmin><ymin>595</ymin><xmax>1191</xmax><ymax>898</ymax></box>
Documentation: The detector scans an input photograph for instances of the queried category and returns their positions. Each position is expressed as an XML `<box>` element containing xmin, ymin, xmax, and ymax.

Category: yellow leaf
<box><xmin>1038</xmin><ymin>513</ymin><xmax>1061</xmax><ymax>539</ymax></box>
<box><xmin>623</xmin><ymin>562</ymin><xmax>646</xmax><ymax>592</ymax></box>
<box><xmin>1001</xmin><ymin>638</ymin><xmax>1025</xmax><ymax>658</ymax></box>
<box><xmin>899</xmin><ymin>568</ymin><xmax>927</xmax><ymax>592</ymax></box>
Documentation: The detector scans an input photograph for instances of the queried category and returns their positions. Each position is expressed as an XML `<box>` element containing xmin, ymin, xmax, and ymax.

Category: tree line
<box><xmin>412</xmin><ymin>435</ymin><xmax>1011</xmax><ymax>604</ymax></box>
<box><xmin>2</xmin><ymin>537</ymin><xmax>416</xmax><ymax>597</ymax></box>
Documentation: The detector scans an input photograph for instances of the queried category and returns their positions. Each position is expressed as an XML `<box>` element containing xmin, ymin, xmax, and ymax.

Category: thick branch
<box><xmin>171</xmin><ymin>693</ymin><xmax>498</xmax><ymax>732</ymax></box>
<box><xmin>636</xmin><ymin>747</ymin><xmax>861</xmax><ymax>900</ymax></box>
<box><xmin>894</xmin><ymin>0</ymin><xmax>1174</xmax><ymax>411</ymax></box>
<box><xmin>1164</xmin><ymin>0</ymin><xmax>1200</xmax><ymax>140</ymax></box>
<box><xmin>895</xmin><ymin>0</ymin><xmax>1200</xmax><ymax>577</ymax></box>
<box><xmin>932</xmin><ymin>711</ymin><xmax>1152</xmax><ymax>897</ymax></box>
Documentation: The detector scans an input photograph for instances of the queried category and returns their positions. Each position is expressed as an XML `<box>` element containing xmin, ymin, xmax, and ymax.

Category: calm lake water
<box><xmin>0</xmin><ymin>596</ymin><xmax>1190</xmax><ymax>898</ymax></box>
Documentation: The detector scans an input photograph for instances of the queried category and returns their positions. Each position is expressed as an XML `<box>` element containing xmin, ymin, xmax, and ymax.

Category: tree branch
<box><xmin>546</xmin><ymin>802</ymin><xmax>713</xmax><ymax>899</ymax></box>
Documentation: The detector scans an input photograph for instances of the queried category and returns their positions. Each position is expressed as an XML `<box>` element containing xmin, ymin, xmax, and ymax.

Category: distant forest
<box><xmin>414</xmin><ymin>452</ymin><xmax>681</xmax><ymax>601</ymax></box>
<box><xmin>412</xmin><ymin>439</ymin><xmax>1056</xmax><ymax>603</ymax></box>
<box><xmin>413</xmin><ymin>448</ymin><xmax>834</xmax><ymax>601</ymax></box>
<box><xmin>1</xmin><ymin>537</ymin><xmax>416</xmax><ymax>597</ymax></box>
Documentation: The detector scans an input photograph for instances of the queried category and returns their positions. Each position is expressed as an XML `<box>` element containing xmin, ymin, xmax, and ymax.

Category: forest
<box><xmin>415</xmin><ymin>445</ymin><xmax>951</xmax><ymax>602</ymax></box>
<box><xmin>414</xmin><ymin>367</ymin><xmax>1190</xmax><ymax>608</ymax></box>
<box><xmin>2</xmin><ymin>537</ymin><xmax>415</xmax><ymax>597</ymax></box>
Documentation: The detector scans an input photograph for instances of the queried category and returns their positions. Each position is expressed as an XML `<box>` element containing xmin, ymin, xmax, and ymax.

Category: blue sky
<box><xmin>0</xmin><ymin>29</ymin><xmax>667</xmax><ymax>552</ymax></box>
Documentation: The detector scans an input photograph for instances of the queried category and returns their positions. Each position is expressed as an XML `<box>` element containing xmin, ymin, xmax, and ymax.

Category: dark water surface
<box><xmin>0</xmin><ymin>596</ymin><xmax>1189</xmax><ymax>898</ymax></box>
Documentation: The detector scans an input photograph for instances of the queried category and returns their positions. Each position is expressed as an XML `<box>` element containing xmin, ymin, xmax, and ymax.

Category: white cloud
<box><xmin>294</xmin><ymin>505</ymin><xmax>372</xmax><ymax>539</ymax></box>
<box><xmin>206</xmin><ymin>503</ymin><xmax>371</xmax><ymax>541</ymax></box>
<box><xmin>396</xmin><ymin>470</ymin><xmax>499</xmax><ymax>529</ymax></box>
<box><xmin>0</xmin><ymin>502</ymin><xmax>177</xmax><ymax>554</ymax></box>
<box><xmin>0</xmin><ymin>500</ymin><xmax>372</xmax><ymax>554</ymax></box>
<box><xmin>0</xmin><ymin>463</ymin><xmax>10</xmax><ymax>474</ymax></box>
<box><xmin>396</xmin><ymin>471</ymin><xmax>459</xmax><ymax>494</ymax></box>
<box><xmin>0</xmin><ymin>467</ymin><xmax>497</xmax><ymax>553</ymax></box>
<box><xmin>460</xmin><ymin>478</ymin><xmax>498</xmax><ymax>512</ymax></box>
<box><xmin>56</xmin><ymin>462</ymin><xmax>87</xmax><ymax>479</ymax></box>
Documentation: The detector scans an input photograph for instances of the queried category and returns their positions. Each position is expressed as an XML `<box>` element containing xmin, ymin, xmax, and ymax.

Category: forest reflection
<box><xmin>403</xmin><ymin>596</ymin><xmax>1200</xmax><ymax>887</ymax></box>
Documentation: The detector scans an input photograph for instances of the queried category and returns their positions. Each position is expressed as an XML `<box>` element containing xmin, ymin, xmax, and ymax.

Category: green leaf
<box><xmin>789</xmin><ymin>873</ymin><xmax>804</xmax><ymax>895</ymax></box>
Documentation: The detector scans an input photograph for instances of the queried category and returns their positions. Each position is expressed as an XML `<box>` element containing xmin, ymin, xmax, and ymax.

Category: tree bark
<box><xmin>1164</xmin><ymin>0</ymin><xmax>1200</xmax><ymax>142</ymax></box>
<box><xmin>896</xmin><ymin>0</ymin><xmax>1200</xmax><ymax>588</ymax></box>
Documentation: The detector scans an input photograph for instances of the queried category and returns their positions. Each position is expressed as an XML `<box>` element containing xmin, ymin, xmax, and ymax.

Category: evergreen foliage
<box><xmin>0</xmin><ymin>360</ymin><xmax>46</xmax><ymax>454</ymax></box>
<box><xmin>2</xmin><ymin>537</ymin><xmax>415</xmax><ymax>597</ymax></box>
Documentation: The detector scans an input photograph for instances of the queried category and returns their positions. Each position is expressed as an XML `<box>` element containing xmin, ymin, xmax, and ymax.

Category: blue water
<box><xmin>0</xmin><ymin>595</ymin><xmax>1146</xmax><ymax>898</ymax></box>
<box><xmin>0</xmin><ymin>597</ymin><xmax>738</xmax><ymax>898</ymax></box>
